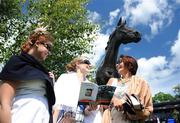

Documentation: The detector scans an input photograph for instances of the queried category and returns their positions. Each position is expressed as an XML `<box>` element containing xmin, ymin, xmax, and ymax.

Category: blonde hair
<box><xmin>66</xmin><ymin>57</ymin><xmax>90</xmax><ymax>72</ymax></box>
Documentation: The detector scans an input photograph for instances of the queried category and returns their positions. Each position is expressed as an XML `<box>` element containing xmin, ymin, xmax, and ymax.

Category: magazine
<box><xmin>78</xmin><ymin>82</ymin><xmax>116</xmax><ymax>105</ymax></box>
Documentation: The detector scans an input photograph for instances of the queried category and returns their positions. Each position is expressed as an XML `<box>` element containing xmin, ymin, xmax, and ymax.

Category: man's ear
<box><xmin>76</xmin><ymin>62</ymin><xmax>80</xmax><ymax>67</ymax></box>
<box><xmin>76</xmin><ymin>62</ymin><xmax>82</xmax><ymax>70</ymax></box>
<box><xmin>34</xmin><ymin>43</ymin><xmax>38</xmax><ymax>47</ymax></box>
<box><xmin>34</xmin><ymin>40</ymin><xmax>40</xmax><ymax>47</ymax></box>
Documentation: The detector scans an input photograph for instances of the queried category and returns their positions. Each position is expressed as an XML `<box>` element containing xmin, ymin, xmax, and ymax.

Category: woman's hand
<box><xmin>61</xmin><ymin>117</ymin><xmax>76</xmax><ymax>123</ymax></box>
<box><xmin>84</xmin><ymin>103</ymin><xmax>98</xmax><ymax>115</ymax></box>
<box><xmin>111</xmin><ymin>96</ymin><xmax>125</xmax><ymax>111</ymax></box>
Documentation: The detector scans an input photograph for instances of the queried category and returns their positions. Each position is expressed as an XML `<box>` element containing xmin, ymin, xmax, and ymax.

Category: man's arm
<box><xmin>0</xmin><ymin>81</ymin><xmax>17</xmax><ymax>123</ymax></box>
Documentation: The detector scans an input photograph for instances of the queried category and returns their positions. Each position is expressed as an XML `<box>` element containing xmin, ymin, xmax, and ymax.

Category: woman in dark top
<box><xmin>0</xmin><ymin>27</ymin><xmax>55</xmax><ymax>123</ymax></box>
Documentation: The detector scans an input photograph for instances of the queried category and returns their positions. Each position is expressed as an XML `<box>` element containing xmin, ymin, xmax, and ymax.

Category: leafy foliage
<box><xmin>0</xmin><ymin>0</ymin><xmax>98</xmax><ymax>79</ymax></box>
<box><xmin>173</xmin><ymin>83</ymin><xmax>180</xmax><ymax>98</ymax></box>
<box><xmin>0</xmin><ymin>0</ymin><xmax>21</xmax><ymax>17</ymax></box>
<box><xmin>0</xmin><ymin>0</ymin><xmax>22</xmax><ymax>61</ymax></box>
<box><xmin>87</xmin><ymin>66</ymin><xmax>96</xmax><ymax>83</ymax></box>
<box><xmin>153</xmin><ymin>92</ymin><xmax>175</xmax><ymax>103</ymax></box>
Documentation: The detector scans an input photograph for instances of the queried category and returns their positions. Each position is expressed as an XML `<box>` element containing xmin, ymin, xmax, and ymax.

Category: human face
<box><xmin>116</xmin><ymin>58</ymin><xmax>129</xmax><ymax>77</ymax></box>
<box><xmin>77</xmin><ymin>60</ymin><xmax>91</xmax><ymax>76</ymax></box>
<box><xmin>35</xmin><ymin>41</ymin><xmax>53</xmax><ymax>62</ymax></box>
<box><xmin>40</xmin><ymin>42</ymin><xmax>53</xmax><ymax>53</ymax></box>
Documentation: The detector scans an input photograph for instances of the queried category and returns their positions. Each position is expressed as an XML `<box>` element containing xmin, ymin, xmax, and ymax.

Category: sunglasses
<box><xmin>40</xmin><ymin>42</ymin><xmax>52</xmax><ymax>52</ymax></box>
<box><xmin>81</xmin><ymin>59</ymin><xmax>91</xmax><ymax>65</ymax></box>
<box><xmin>116</xmin><ymin>59</ymin><xmax>122</xmax><ymax>64</ymax></box>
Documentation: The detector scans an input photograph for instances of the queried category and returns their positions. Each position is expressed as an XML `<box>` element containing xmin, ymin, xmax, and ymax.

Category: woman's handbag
<box><xmin>123</xmin><ymin>93</ymin><xmax>144</xmax><ymax>115</ymax></box>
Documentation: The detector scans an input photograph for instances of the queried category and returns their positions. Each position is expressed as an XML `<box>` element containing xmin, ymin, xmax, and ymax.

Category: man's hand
<box><xmin>49</xmin><ymin>72</ymin><xmax>55</xmax><ymax>83</ymax></box>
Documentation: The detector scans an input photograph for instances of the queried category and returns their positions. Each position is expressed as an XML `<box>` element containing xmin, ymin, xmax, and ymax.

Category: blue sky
<box><xmin>86</xmin><ymin>0</ymin><xmax>180</xmax><ymax>96</ymax></box>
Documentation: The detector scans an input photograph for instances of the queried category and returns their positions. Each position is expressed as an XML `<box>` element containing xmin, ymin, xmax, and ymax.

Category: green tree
<box><xmin>0</xmin><ymin>0</ymin><xmax>24</xmax><ymax>61</ymax></box>
<box><xmin>0</xmin><ymin>0</ymin><xmax>21</xmax><ymax>19</ymax></box>
<box><xmin>173</xmin><ymin>84</ymin><xmax>180</xmax><ymax>99</ymax></box>
<box><xmin>0</xmin><ymin>0</ymin><xmax>98</xmax><ymax>78</ymax></box>
<box><xmin>153</xmin><ymin>92</ymin><xmax>175</xmax><ymax>103</ymax></box>
<box><xmin>87</xmin><ymin>66</ymin><xmax>96</xmax><ymax>83</ymax></box>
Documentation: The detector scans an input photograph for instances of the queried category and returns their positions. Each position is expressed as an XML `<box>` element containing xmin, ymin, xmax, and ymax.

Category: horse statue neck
<box><xmin>103</xmin><ymin>36</ymin><xmax>122</xmax><ymax>67</ymax></box>
<box><xmin>95</xmin><ymin>34</ymin><xmax>122</xmax><ymax>85</ymax></box>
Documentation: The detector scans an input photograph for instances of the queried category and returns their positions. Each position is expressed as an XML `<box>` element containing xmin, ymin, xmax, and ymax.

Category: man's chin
<box><xmin>39</xmin><ymin>57</ymin><xmax>46</xmax><ymax>62</ymax></box>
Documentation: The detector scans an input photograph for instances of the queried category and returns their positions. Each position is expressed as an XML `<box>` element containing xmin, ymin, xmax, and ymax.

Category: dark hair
<box><xmin>21</xmin><ymin>28</ymin><xmax>54</xmax><ymax>53</ymax></box>
<box><xmin>118</xmin><ymin>55</ymin><xmax>138</xmax><ymax>75</ymax></box>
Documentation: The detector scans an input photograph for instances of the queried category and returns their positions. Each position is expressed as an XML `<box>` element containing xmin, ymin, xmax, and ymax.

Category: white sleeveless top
<box><xmin>12</xmin><ymin>80</ymin><xmax>49</xmax><ymax>123</ymax></box>
<box><xmin>110</xmin><ymin>79</ymin><xmax>130</xmax><ymax>123</ymax></box>
<box><xmin>111</xmin><ymin>79</ymin><xmax>129</xmax><ymax>99</ymax></box>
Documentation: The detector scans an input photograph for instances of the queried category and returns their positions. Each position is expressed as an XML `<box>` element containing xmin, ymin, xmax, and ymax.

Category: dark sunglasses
<box><xmin>116</xmin><ymin>55</ymin><xmax>124</xmax><ymax>64</ymax></box>
<box><xmin>116</xmin><ymin>60</ymin><xmax>120</xmax><ymax>64</ymax></box>
<box><xmin>40</xmin><ymin>42</ymin><xmax>52</xmax><ymax>52</ymax></box>
<box><xmin>116</xmin><ymin>59</ymin><xmax>122</xmax><ymax>64</ymax></box>
<box><xmin>81</xmin><ymin>59</ymin><xmax>91</xmax><ymax>65</ymax></box>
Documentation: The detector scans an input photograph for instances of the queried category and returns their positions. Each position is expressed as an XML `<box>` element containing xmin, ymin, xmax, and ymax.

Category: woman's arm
<box><xmin>106</xmin><ymin>78</ymin><xmax>115</xmax><ymax>86</ymax></box>
<box><xmin>52</xmin><ymin>108</ymin><xmax>60</xmax><ymax>123</ymax></box>
<box><xmin>0</xmin><ymin>81</ymin><xmax>17</xmax><ymax>123</ymax></box>
<box><xmin>127</xmin><ymin>77</ymin><xmax>153</xmax><ymax>120</ymax></box>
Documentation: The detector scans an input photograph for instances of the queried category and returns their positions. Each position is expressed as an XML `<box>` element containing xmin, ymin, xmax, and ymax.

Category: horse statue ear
<box><xmin>117</xmin><ymin>17</ymin><xmax>126</xmax><ymax>26</ymax></box>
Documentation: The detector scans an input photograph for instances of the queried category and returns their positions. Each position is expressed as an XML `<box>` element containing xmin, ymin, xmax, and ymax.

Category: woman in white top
<box><xmin>0</xmin><ymin>28</ymin><xmax>55</xmax><ymax>123</ymax></box>
<box><xmin>53</xmin><ymin>57</ymin><xmax>92</xmax><ymax>123</ymax></box>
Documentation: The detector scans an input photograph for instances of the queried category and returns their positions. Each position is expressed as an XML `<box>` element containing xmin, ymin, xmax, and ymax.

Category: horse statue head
<box><xmin>96</xmin><ymin>17</ymin><xmax>141</xmax><ymax>85</ymax></box>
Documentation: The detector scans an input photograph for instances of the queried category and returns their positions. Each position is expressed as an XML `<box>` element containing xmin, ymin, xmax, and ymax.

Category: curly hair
<box><xmin>21</xmin><ymin>27</ymin><xmax>54</xmax><ymax>53</ymax></box>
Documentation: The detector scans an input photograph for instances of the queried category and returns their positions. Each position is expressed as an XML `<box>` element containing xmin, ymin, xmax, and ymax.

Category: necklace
<box><xmin>120</xmin><ymin>77</ymin><xmax>131</xmax><ymax>84</ymax></box>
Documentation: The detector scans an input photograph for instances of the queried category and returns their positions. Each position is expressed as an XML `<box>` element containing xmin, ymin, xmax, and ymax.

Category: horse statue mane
<box><xmin>95</xmin><ymin>17</ymin><xmax>141</xmax><ymax>85</ymax></box>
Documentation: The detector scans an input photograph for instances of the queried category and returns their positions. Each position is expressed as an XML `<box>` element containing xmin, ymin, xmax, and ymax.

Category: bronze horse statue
<box><xmin>96</xmin><ymin>17</ymin><xmax>141</xmax><ymax>85</ymax></box>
